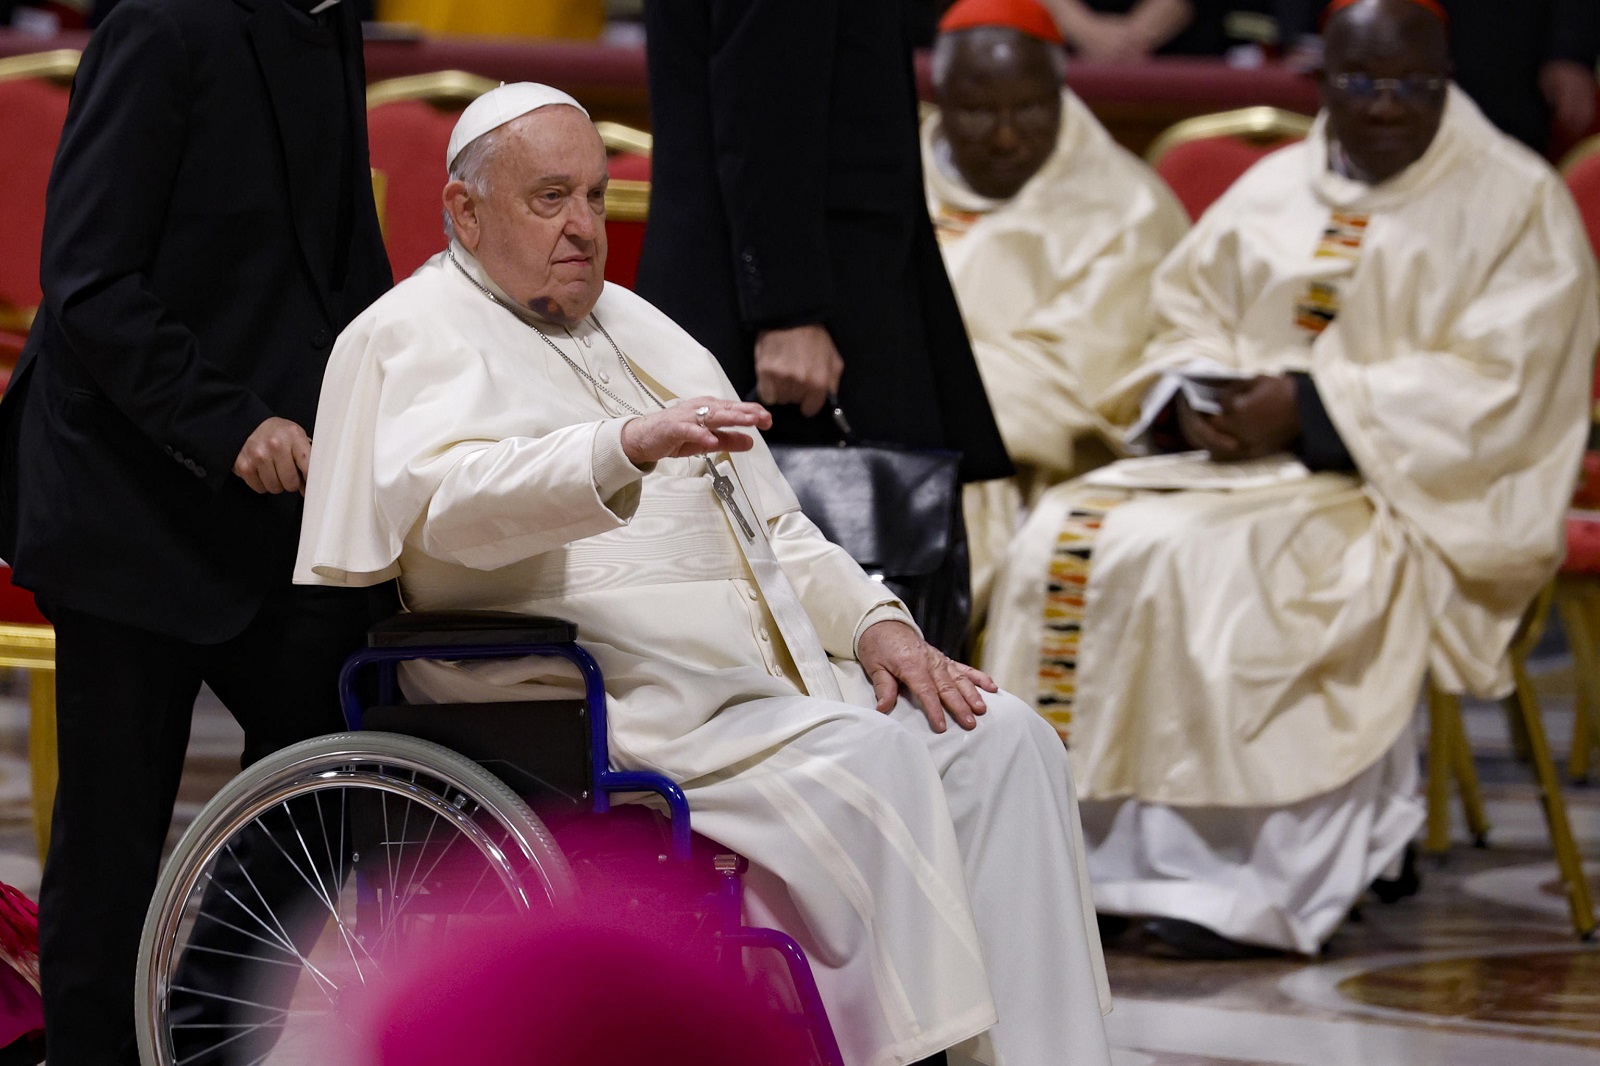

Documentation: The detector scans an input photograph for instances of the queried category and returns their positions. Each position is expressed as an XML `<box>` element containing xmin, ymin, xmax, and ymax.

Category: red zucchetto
<box><xmin>938</xmin><ymin>0</ymin><xmax>1064</xmax><ymax>44</ymax></box>
<box><xmin>1321</xmin><ymin>0</ymin><xmax>1449</xmax><ymax>29</ymax></box>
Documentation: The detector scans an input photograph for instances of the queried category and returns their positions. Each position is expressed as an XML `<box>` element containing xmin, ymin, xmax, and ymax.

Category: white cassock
<box><xmin>923</xmin><ymin>90</ymin><xmax>1189</xmax><ymax>619</ymax></box>
<box><xmin>985</xmin><ymin>88</ymin><xmax>1599</xmax><ymax>953</ymax></box>
<box><xmin>294</xmin><ymin>244</ymin><xmax>1112</xmax><ymax>1066</ymax></box>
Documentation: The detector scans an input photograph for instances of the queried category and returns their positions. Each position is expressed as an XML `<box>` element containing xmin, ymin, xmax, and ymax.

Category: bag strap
<box><xmin>741</xmin><ymin>388</ymin><xmax>860</xmax><ymax>445</ymax></box>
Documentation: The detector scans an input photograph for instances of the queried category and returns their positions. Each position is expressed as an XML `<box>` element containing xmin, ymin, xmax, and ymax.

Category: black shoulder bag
<box><xmin>762</xmin><ymin>398</ymin><xmax>971</xmax><ymax>659</ymax></box>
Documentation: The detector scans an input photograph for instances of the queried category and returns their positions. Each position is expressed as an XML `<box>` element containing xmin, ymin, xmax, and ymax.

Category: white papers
<box><xmin>1125</xmin><ymin>360</ymin><xmax>1256</xmax><ymax>447</ymax></box>
<box><xmin>1178</xmin><ymin>365</ymin><xmax>1254</xmax><ymax>414</ymax></box>
<box><xmin>1082</xmin><ymin>451</ymin><xmax>1312</xmax><ymax>491</ymax></box>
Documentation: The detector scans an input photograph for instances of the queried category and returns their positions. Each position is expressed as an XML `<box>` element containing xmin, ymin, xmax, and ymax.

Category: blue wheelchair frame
<box><xmin>336</xmin><ymin>619</ymin><xmax>846</xmax><ymax>1066</ymax></box>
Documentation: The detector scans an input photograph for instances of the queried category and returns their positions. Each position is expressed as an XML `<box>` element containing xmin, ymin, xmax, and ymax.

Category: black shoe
<box><xmin>1370</xmin><ymin>844</ymin><xmax>1421</xmax><ymax>904</ymax></box>
<box><xmin>1143</xmin><ymin>918</ymin><xmax>1283</xmax><ymax>960</ymax></box>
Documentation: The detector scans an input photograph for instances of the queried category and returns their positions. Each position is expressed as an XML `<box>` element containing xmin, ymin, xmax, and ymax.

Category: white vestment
<box><xmin>923</xmin><ymin>90</ymin><xmax>1189</xmax><ymax>617</ymax></box>
<box><xmin>985</xmin><ymin>89</ymin><xmax>1599</xmax><ymax>951</ymax></box>
<box><xmin>294</xmin><ymin>247</ymin><xmax>1112</xmax><ymax>1066</ymax></box>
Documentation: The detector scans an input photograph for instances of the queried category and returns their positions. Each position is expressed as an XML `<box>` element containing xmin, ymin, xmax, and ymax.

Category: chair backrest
<box><xmin>0</xmin><ymin>50</ymin><xmax>80</xmax><ymax>341</ymax></box>
<box><xmin>366</xmin><ymin>71</ymin><xmax>499</xmax><ymax>282</ymax></box>
<box><xmin>1145</xmin><ymin>106</ymin><xmax>1315</xmax><ymax>221</ymax></box>
<box><xmin>1561</xmin><ymin>134</ymin><xmax>1600</xmax><ymax>273</ymax></box>
<box><xmin>1557</xmin><ymin>137</ymin><xmax>1600</xmax><ymax>428</ymax></box>
<box><xmin>596</xmin><ymin>123</ymin><xmax>652</xmax><ymax>290</ymax></box>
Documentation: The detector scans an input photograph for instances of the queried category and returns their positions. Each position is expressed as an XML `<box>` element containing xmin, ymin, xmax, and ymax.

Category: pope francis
<box><xmin>293</xmin><ymin>84</ymin><xmax>1112</xmax><ymax>1066</ymax></box>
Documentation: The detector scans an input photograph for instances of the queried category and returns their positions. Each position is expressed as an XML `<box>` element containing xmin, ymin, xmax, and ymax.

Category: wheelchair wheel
<box><xmin>135</xmin><ymin>731</ymin><xmax>575</xmax><ymax>1066</ymax></box>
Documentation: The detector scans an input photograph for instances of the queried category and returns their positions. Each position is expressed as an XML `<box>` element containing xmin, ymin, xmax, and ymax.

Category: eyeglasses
<box><xmin>1328</xmin><ymin>72</ymin><xmax>1447</xmax><ymax>101</ymax></box>
<box><xmin>945</xmin><ymin>100</ymin><xmax>1057</xmax><ymax>140</ymax></box>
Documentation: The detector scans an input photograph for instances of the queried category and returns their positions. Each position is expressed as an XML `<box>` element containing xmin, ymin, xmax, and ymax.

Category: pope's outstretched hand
<box><xmin>621</xmin><ymin>397</ymin><xmax>773</xmax><ymax>465</ymax></box>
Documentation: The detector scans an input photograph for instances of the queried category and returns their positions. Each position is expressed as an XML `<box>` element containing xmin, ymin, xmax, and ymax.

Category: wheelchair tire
<box><xmin>135</xmin><ymin>731</ymin><xmax>575</xmax><ymax>1066</ymax></box>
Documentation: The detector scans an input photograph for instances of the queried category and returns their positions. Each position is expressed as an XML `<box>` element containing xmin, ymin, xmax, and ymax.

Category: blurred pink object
<box><xmin>0</xmin><ymin>882</ymin><xmax>41</xmax><ymax>1059</ymax></box>
<box><xmin>360</xmin><ymin>915</ymin><xmax>813</xmax><ymax>1066</ymax></box>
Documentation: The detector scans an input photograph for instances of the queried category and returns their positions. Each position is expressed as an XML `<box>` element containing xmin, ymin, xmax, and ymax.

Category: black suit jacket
<box><xmin>0</xmin><ymin>0</ymin><xmax>392</xmax><ymax>643</ymax></box>
<box><xmin>1276</xmin><ymin>0</ymin><xmax>1600</xmax><ymax>151</ymax></box>
<box><xmin>635</xmin><ymin>0</ymin><xmax>1013</xmax><ymax>483</ymax></box>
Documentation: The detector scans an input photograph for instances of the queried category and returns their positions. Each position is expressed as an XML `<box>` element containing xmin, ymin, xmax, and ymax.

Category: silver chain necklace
<box><xmin>448</xmin><ymin>250</ymin><xmax>665</xmax><ymax>416</ymax></box>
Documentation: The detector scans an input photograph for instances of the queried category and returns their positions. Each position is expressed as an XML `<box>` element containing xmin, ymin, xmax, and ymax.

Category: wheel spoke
<box><xmin>143</xmin><ymin>741</ymin><xmax>560</xmax><ymax>1066</ymax></box>
<box><xmin>371</xmin><ymin>808</ymin><xmax>454</xmax><ymax>955</ymax></box>
<box><xmin>213</xmin><ymin>851</ymin><xmax>341</xmax><ymax>1000</ymax></box>
<box><xmin>266</xmin><ymin>797</ymin><xmax>375</xmax><ymax>982</ymax></box>
<box><xmin>171</xmin><ymin>1007</ymin><xmax>285</xmax><ymax>1066</ymax></box>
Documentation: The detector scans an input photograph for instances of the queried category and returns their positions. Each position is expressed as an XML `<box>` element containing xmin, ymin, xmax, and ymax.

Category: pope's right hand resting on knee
<box><xmin>291</xmin><ymin>82</ymin><xmax>1113</xmax><ymax>1066</ymax></box>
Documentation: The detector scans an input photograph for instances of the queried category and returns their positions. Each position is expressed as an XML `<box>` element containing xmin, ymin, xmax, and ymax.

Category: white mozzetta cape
<box><xmin>989</xmin><ymin>89</ymin><xmax>1599</xmax><ymax>807</ymax></box>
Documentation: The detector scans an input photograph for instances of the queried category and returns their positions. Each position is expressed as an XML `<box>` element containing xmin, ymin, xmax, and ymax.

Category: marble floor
<box><xmin>0</xmin><ymin>643</ymin><xmax>1597</xmax><ymax>1065</ymax></box>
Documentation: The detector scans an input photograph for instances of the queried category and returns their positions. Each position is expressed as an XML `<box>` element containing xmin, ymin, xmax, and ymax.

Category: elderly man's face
<box><xmin>1319</xmin><ymin>0</ymin><xmax>1450</xmax><ymax>185</ymax></box>
<box><xmin>936</xmin><ymin>28</ymin><xmax>1062</xmax><ymax>201</ymax></box>
<box><xmin>450</xmin><ymin>106</ymin><xmax>609</xmax><ymax>326</ymax></box>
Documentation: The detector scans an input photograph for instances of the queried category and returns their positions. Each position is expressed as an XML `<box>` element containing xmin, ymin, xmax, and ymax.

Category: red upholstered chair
<box><xmin>596</xmin><ymin>121</ymin><xmax>652</xmax><ymax>290</ymax></box>
<box><xmin>1145</xmin><ymin>106</ymin><xmax>1315</xmax><ymax>221</ymax></box>
<box><xmin>0</xmin><ymin>50</ymin><xmax>78</xmax><ymax>358</ymax></box>
<box><xmin>366</xmin><ymin>71</ymin><xmax>499</xmax><ymax>282</ymax></box>
<box><xmin>1561</xmin><ymin>135</ymin><xmax>1600</xmax><ymax>277</ymax></box>
<box><xmin>1555</xmin><ymin>141</ymin><xmax>1600</xmax><ymax>785</ymax></box>
<box><xmin>1418</xmin><ymin>143</ymin><xmax>1600</xmax><ymax>942</ymax></box>
<box><xmin>0</xmin><ymin>50</ymin><xmax>76</xmax><ymax>861</ymax></box>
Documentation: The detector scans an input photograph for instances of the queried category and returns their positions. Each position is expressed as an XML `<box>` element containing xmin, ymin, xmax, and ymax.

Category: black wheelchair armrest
<box><xmin>367</xmin><ymin>610</ymin><xmax>578</xmax><ymax>648</ymax></box>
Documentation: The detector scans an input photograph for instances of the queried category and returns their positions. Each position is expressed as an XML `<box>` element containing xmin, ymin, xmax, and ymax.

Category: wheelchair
<box><xmin>133</xmin><ymin>610</ymin><xmax>846</xmax><ymax>1066</ymax></box>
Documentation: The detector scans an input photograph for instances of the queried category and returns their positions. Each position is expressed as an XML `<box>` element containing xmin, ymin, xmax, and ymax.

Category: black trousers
<box><xmin>37</xmin><ymin>581</ymin><xmax>389</xmax><ymax>1065</ymax></box>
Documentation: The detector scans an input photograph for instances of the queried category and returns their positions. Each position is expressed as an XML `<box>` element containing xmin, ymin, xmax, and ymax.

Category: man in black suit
<box><xmin>635</xmin><ymin>0</ymin><xmax>1013</xmax><ymax>489</ymax></box>
<box><xmin>0</xmin><ymin>0</ymin><xmax>392</xmax><ymax>1060</ymax></box>
<box><xmin>1275</xmin><ymin>0</ymin><xmax>1600</xmax><ymax>152</ymax></box>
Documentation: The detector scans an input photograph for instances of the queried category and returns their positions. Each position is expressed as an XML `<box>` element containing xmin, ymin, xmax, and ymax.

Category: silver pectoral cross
<box><xmin>705</xmin><ymin>457</ymin><xmax>756</xmax><ymax>541</ymax></box>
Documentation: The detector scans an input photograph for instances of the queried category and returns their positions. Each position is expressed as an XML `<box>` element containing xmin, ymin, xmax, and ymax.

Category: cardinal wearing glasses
<box><xmin>985</xmin><ymin>0</ymin><xmax>1599</xmax><ymax>957</ymax></box>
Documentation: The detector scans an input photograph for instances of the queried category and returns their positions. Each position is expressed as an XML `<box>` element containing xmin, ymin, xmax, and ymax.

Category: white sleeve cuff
<box><xmin>592</xmin><ymin>417</ymin><xmax>651</xmax><ymax>505</ymax></box>
<box><xmin>852</xmin><ymin>601</ymin><xmax>922</xmax><ymax>660</ymax></box>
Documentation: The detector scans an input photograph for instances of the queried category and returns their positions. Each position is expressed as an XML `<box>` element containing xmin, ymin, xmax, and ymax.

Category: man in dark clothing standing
<box><xmin>0</xmin><ymin>0</ymin><xmax>392</xmax><ymax>1060</ymax></box>
<box><xmin>636</xmin><ymin>0</ymin><xmax>1013</xmax><ymax>489</ymax></box>
<box><xmin>1276</xmin><ymin>0</ymin><xmax>1600</xmax><ymax>152</ymax></box>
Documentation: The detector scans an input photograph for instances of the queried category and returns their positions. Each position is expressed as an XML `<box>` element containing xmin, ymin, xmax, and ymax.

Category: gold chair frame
<box><xmin>1144</xmin><ymin>105</ymin><xmax>1315</xmax><ymax>167</ymax></box>
<box><xmin>0</xmin><ymin>628</ymin><xmax>54</xmax><ymax>865</ymax></box>
<box><xmin>365</xmin><ymin>69</ymin><xmax>498</xmax><ymax>110</ymax></box>
<box><xmin>1558</xmin><ymin>573</ymin><xmax>1600</xmax><ymax>783</ymax></box>
<box><xmin>0</xmin><ymin>49</ymin><xmax>79</xmax><ymax>862</ymax></box>
<box><xmin>1426</xmin><ymin>586</ymin><xmax>1597</xmax><ymax>939</ymax></box>
<box><xmin>595</xmin><ymin>120</ymin><xmax>652</xmax><ymax>158</ymax></box>
<box><xmin>0</xmin><ymin>48</ymin><xmax>80</xmax><ymax>85</ymax></box>
<box><xmin>365</xmin><ymin>71</ymin><xmax>651</xmax><ymax>223</ymax></box>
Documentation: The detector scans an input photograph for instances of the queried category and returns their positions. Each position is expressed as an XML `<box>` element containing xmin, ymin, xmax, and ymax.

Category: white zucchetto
<box><xmin>446</xmin><ymin>82</ymin><xmax>590</xmax><ymax>170</ymax></box>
